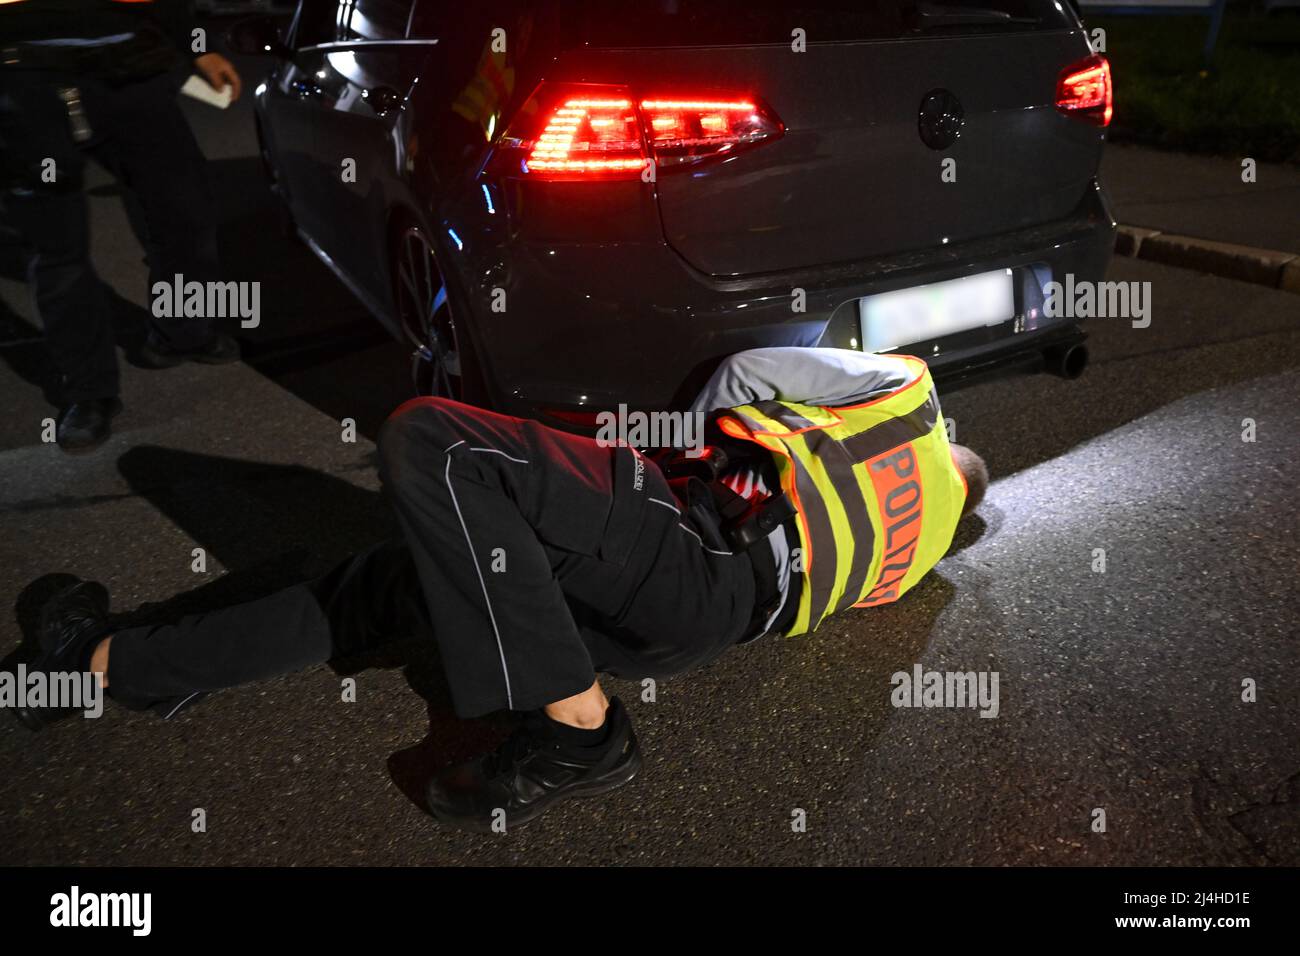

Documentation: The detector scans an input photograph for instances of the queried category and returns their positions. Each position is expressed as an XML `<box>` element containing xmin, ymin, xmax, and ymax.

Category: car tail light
<box><xmin>521</xmin><ymin>93</ymin><xmax>646</xmax><ymax>177</ymax></box>
<box><xmin>498</xmin><ymin>82</ymin><xmax>783</xmax><ymax>181</ymax></box>
<box><xmin>1055</xmin><ymin>54</ymin><xmax>1112</xmax><ymax>127</ymax></box>
<box><xmin>639</xmin><ymin>97</ymin><xmax>782</xmax><ymax>169</ymax></box>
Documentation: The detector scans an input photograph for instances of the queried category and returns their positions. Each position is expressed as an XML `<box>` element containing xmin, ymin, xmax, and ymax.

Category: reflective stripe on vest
<box><xmin>720</xmin><ymin>356</ymin><xmax>967</xmax><ymax>636</ymax></box>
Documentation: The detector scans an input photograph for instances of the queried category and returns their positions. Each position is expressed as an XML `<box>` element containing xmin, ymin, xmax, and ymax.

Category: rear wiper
<box><xmin>908</xmin><ymin>2</ymin><xmax>1042</xmax><ymax>30</ymax></box>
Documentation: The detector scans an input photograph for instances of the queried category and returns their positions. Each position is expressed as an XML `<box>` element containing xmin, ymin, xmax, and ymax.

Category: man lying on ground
<box><xmin>14</xmin><ymin>347</ymin><xmax>987</xmax><ymax>833</ymax></box>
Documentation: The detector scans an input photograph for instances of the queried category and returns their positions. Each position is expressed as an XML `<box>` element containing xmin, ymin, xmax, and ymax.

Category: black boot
<box><xmin>12</xmin><ymin>579</ymin><xmax>111</xmax><ymax>731</ymax></box>
<box><xmin>137</xmin><ymin>332</ymin><xmax>241</xmax><ymax>369</ymax></box>
<box><xmin>425</xmin><ymin>696</ymin><xmax>641</xmax><ymax>833</ymax></box>
<box><xmin>56</xmin><ymin>398</ymin><xmax>123</xmax><ymax>454</ymax></box>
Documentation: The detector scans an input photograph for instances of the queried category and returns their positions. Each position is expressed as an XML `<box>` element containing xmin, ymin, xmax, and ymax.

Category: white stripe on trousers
<box><xmin>442</xmin><ymin>444</ymin><xmax>514</xmax><ymax>709</ymax></box>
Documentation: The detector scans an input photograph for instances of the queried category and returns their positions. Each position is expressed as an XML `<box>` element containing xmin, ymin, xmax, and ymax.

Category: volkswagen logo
<box><xmin>918</xmin><ymin>89</ymin><xmax>964</xmax><ymax>150</ymax></box>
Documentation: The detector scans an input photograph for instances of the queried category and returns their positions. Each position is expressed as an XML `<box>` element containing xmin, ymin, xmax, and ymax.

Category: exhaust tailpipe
<box><xmin>1044</xmin><ymin>342</ymin><xmax>1089</xmax><ymax>380</ymax></box>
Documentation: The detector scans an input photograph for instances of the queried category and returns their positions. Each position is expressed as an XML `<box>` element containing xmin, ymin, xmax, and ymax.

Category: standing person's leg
<box><xmin>83</xmin><ymin>73</ymin><xmax>237</xmax><ymax>361</ymax></box>
<box><xmin>17</xmin><ymin>177</ymin><xmax>121</xmax><ymax>410</ymax></box>
<box><xmin>0</xmin><ymin>70</ymin><xmax>121</xmax><ymax>448</ymax></box>
<box><xmin>12</xmin><ymin>540</ymin><xmax>424</xmax><ymax>729</ymax></box>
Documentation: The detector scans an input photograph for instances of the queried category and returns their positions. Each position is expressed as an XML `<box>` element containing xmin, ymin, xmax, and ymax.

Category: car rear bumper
<box><xmin>466</xmin><ymin>178</ymin><xmax>1115</xmax><ymax>425</ymax></box>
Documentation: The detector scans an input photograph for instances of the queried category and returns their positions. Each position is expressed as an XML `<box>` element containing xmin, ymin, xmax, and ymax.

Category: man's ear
<box><xmin>950</xmin><ymin>443</ymin><xmax>988</xmax><ymax>517</ymax></box>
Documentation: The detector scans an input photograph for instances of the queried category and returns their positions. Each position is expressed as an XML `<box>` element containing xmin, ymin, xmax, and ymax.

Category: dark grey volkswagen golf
<box><xmin>237</xmin><ymin>0</ymin><xmax>1115</xmax><ymax>428</ymax></box>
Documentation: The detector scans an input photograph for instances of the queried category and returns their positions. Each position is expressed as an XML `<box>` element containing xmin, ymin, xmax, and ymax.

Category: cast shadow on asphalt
<box><xmin>0</xmin><ymin>443</ymin><xmax>512</xmax><ymax>816</ymax></box>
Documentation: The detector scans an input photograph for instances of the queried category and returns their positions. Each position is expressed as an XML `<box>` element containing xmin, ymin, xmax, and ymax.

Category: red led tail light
<box><xmin>1056</xmin><ymin>54</ymin><xmax>1112</xmax><ymax>127</ymax></box>
<box><xmin>498</xmin><ymin>83</ymin><xmax>783</xmax><ymax>181</ymax></box>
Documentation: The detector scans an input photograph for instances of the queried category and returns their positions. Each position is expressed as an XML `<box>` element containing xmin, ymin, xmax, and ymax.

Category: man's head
<box><xmin>950</xmin><ymin>443</ymin><xmax>988</xmax><ymax>517</ymax></box>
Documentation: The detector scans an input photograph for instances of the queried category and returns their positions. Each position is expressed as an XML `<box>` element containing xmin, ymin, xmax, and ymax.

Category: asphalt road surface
<box><xmin>1</xmin><ymin>50</ymin><xmax>1297</xmax><ymax>866</ymax></box>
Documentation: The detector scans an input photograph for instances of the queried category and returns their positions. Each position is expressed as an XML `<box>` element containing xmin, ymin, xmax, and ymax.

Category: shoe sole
<box><xmin>428</xmin><ymin>744</ymin><xmax>643</xmax><ymax>835</ymax></box>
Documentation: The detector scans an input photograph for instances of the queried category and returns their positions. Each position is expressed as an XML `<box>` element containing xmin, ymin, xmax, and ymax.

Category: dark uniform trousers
<box><xmin>107</xmin><ymin>399</ymin><xmax>759</xmax><ymax>718</ymax></box>
<box><xmin>0</xmin><ymin>69</ymin><xmax>219</xmax><ymax>403</ymax></box>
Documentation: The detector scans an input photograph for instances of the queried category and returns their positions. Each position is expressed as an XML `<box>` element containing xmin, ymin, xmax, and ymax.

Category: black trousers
<box><xmin>0</xmin><ymin>68</ymin><xmax>219</xmax><ymax>403</ymax></box>
<box><xmin>108</xmin><ymin>399</ymin><xmax>759</xmax><ymax>718</ymax></box>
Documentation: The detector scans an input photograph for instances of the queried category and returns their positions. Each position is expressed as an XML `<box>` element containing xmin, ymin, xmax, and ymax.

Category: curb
<box><xmin>1115</xmin><ymin>225</ymin><xmax>1300</xmax><ymax>294</ymax></box>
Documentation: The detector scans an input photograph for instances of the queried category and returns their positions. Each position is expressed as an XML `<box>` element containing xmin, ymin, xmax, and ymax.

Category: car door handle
<box><xmin>362</xmin><ymin>85</ymin><xmax>402</xmax><ymax>115</ymax></box>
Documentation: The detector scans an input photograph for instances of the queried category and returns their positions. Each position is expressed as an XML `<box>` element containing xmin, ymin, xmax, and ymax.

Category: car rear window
<box><xmin>575</xmin><ymin>0</ymin><xmax>1076</xmax><ymax>47</ymax></box>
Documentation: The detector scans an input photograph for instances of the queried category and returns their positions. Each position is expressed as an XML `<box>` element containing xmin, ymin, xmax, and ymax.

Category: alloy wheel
<box><xmin>394</xmin><ymin>225</ymin><xmax>461</xmax><ymax>399</ymax></box>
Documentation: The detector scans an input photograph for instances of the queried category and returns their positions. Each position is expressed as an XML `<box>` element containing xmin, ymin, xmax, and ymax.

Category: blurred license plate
<box><xmin>858</xmin><ymin>269</ymin><xmax>1015</xmax><ymax>352</ymax></box>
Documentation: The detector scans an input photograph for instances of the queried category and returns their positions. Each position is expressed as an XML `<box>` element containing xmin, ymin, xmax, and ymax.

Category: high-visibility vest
<box><xmin>717</xmin><ymin>356</ymin><xmax>968</xmax><ymax>637</ymax></box>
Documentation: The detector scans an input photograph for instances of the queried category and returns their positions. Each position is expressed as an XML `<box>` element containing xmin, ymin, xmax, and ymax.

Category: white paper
<box><xmin>180</xmin><ymin>74</ymin><xmax>233</xmax><ymax>110</ymax></box>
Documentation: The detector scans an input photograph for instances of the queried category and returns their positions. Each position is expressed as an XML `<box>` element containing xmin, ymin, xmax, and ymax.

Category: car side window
<box><xmin>294</xmin><ymin>0</ymin><xmax>344</xmax><ymax>47</ymax></box>
<box><xmin>340</xmin><ymin>0</ymin><xmax>415</xmax><ymax>40</ymax></box>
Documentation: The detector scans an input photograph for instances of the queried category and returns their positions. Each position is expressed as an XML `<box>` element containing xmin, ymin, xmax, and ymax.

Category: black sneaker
<box><xmin>12</xmin><ymin>579</ymin><xmax>111</xmax><ymax>732</ymax></box>
<box><xmin>137</xmin><ymin>332</ymin><xmax>241</xmax><ymax>369</ymax></box>
<box><xmin>56</xmin><ymin>398</ymin><xmax>123</xmax><ymax>454</ymax></box>
<box><xmin>425</xmin><ymin>696</ymin><xmax>641</xmax><ymax>834</ymax></box>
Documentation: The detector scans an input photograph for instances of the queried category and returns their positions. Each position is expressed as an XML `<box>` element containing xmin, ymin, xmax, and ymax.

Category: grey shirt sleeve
<box><xmin>688</xmin><ymin>347</ymin><xmax>918</xmax><ymax>413</ymax></box>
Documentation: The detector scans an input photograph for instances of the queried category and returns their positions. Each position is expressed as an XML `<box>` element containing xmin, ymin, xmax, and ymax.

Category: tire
<box><xmin>391</xmin><ymin>220</ymin><xmax>481</xmax><ymax>402</ymax></box>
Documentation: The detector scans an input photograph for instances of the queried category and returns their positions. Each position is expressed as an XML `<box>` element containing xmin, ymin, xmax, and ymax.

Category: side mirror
<box><xmin>227</xmin><ymin>17</ymin><xmax>292</xmax><ymax>59</ymax></box>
